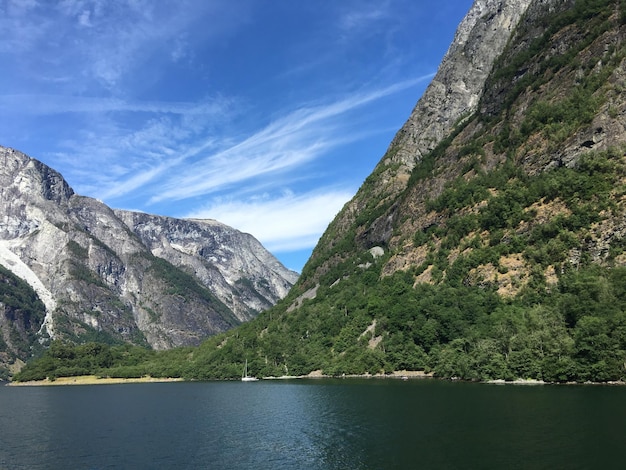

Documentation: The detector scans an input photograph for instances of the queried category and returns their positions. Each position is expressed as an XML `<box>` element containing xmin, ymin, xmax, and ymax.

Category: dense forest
<box><xmin>13</xmin><ymin>262</ymin><xmax>626</xmax><ymax>383</ymax></box>
<box><xmin>11</xmin><ymin>0</ymin><xmax>626</xmax><ymax>383</ymax></box>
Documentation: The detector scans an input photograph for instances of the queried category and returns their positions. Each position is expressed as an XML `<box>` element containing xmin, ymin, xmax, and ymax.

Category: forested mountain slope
<box><xmin>0</xmin><ymin>265</ymin><xmax>46</xmax><ymax>379</ymax></box>
<box><xmin>187</xmin><ymin>0</ymin><xmax>626</xmax><ymax>382</ymax></box>
<box><xmin>15</xmin><ymin>0</ymin><xmax>626</xmax><ymax>383</ymax></box>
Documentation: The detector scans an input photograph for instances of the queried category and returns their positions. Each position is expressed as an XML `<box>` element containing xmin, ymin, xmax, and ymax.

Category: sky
<box><xmin>0</xmin><ymin>0</ymin><xmax>473</xmax><ymax>273</ymax></box>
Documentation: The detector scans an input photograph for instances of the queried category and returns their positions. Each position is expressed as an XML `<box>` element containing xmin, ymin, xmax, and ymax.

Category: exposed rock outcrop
<box><xmin>114</xmin><ymin>210</ymin><xmax>298</xmax><ymax>322</ymax></box>
<box><xmin>388</xmin><ymin>0</ymin><xmax>535</xmax><ymax>173</ymax></box>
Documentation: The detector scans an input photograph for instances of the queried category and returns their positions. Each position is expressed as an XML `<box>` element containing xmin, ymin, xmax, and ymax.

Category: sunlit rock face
<box><xmin>114</xmin><ymin>209</ymin><xmax>299</xmax><ymax>323</ymax></box>
<box><xmin>0</xmin><ymin>146</ymin><xmax>298</xmax><ymax>351</ymax></box>
<box><xmin>374</xmin><ymin>0</ymin><xmax>535</xmax><ymax>195</ymax></box>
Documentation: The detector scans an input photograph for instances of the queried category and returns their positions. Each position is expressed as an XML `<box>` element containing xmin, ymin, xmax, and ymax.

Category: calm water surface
<box><xmin>1</xmin><ymin>379</ymin><xmax>624</xmax><ymax>469</ymax></box>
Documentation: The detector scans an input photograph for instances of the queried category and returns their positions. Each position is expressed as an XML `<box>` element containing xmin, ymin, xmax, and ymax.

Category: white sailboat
<box><xmin>241</xmin><ymin>359</ymin><xmax>259</xmax><ymax>382</ymax></box>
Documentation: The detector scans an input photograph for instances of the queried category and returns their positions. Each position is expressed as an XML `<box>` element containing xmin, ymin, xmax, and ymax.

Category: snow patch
<box><xmin>0</xmin><ymin>241</ymin><xmax>56</xmax><ymax>338</ymax></box>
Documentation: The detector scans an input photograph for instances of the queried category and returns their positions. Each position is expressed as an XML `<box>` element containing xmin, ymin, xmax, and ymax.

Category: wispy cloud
<box><xmin>185</xmin><ymin>189</ymin><xmax>353</xmax><ymax>253</ymax></box>
<box><xmin>149</xmin><ymin>75</ymin><xmax>432</xmax><ymax>203</ymax></box>
<box><xmin>56</xmin><ymin>74</ymin><xmax>431</xmax><ymax>255</ymax></box>
<box><xmin>339</xmin><ymin>3</ymin><xmax>390</xmax><ymax>32</ymax></box>
<box><xmin>0</xmin><ymin>94</ymin><xmax>232</xmax><ymax>116</ymax></box>
<box><xmin>1</xmin><ymin>0</ymin><xmax>251</xmax><ymax>90</ymax></box>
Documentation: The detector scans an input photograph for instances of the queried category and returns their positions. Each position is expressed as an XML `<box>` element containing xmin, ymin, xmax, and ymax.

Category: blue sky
<box><xmin>0</xmin><ymin>0</ymin><xmax>473</xmax><ymax>273</ymax></box>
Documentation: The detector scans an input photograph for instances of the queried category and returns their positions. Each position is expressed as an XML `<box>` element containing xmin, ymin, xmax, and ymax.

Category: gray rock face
<box><xmin>114</xmin><ymin>210</ymin><xmax>298</xmax><ymax>322</ymax></box>
<box><xmin>388</xmin><ymin>0</ymin><xmax>534</xmax><ymax>172</ymax></box>
<box><xmin>312</xmin><ymin>0</ymin><xmax>626</xmax><ymax>285</ymax></box>
<box><xmin>0</xmin><ymin>146</ymin><xmax>298</xmax><ymax>350</ymax></box>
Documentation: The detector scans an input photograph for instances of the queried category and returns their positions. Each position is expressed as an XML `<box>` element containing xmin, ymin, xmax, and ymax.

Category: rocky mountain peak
<box><xmin>188</xmin><ymin>0</ymin><xmax>626</xmax><ymax>383</ymax></box>
<box><xmin>302</xmin><ymin>0</ymin><xmax>535</xmax><ymax>286</ymax></box>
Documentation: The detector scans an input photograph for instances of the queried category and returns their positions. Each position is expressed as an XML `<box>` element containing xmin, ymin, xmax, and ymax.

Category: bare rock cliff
<box><xmin>0</xmin><ymin>146</ymin><xmax>298</xmax><ymax>354</ymax></box>
<box><xmin>114</xmin><ymin>210</ymin><xmax>298</xmax><ymax>322</ymax></box>
<box><xmin>388</xmin><ymin>0</ymin><xmax>534</xmax><ymax>173</ymax></box>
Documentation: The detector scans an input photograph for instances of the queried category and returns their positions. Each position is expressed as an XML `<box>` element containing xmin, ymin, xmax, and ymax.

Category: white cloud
<box><xmin>339</xmin><ymin>5</ymin><xmax>389</xmax><ymax>32</ymax></box>
<box><xmin>170</xmin><ymin>34</ymin><xmax>191</xmax><ymax>62</ymax></box>
<box><xmin>0</xmin><ymin>0</ymin><xmax>250</xmax><ymax>90</ymax></box>
<box><xmin>185</xmin><ymin>190</ymin><xmax>353</xmax><ymax>252</ymax></box>
<box><xmin>0</xmin><ymin>72</ymin><xmax>430</xmax><ymax>210</ymax></box>
<box><xmin>78</xmin><ymin>9</ymin><xmax>92</xmax><ymax>27</ymax></box>
<box><xmin>0</xmin><ymin>94</ymin><xmax>232</xmax><ymax>116</ymax></box>
<box><xmin>150</xmin><ymin>75</ymin><xmax>432</xmax><ymax>203</ymax></box>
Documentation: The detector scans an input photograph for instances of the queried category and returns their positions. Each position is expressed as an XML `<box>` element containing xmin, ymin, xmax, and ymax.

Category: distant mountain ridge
<box><xmin>0</xmin><ymin>146</ymin><xmax>297</xmax><ymax>372</ymax></box>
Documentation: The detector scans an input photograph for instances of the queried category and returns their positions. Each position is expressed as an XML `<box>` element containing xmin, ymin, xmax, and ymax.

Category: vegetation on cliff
<box><xmin>16</xmin><ymin>146</ymin><xmax>626</xmax><ymax>383</ymax></box>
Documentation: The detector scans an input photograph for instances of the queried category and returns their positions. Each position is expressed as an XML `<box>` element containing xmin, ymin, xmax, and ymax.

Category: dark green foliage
<box><xmin>68</xmin><ymin>261</ymin><xmax>107</xmax><ymax>288</ymax></box>
<box><xmin>0</xmin><ymin>265</ymin><xmax>47</xmax><ymax>376</ymax></box>
<box><xmin>234</xmin><ymin>277</ymin><xmax>269</xmax><ymax>310</ymax></box>
<box><xmin>12</xmin><ymin>341</ymin><xmax>194</xmax><ymax>382</ymax></box>
<box><xmin>0</xmin><ymin>265</ymin><xmax>46</xmax><ymax>316</ymax></box>
<box><xmin>66</xmin><ymin>240</ymin><xmax>88</xmax><ymax>258</ymax></box>
<box><xmin>486</xmin><ymin>0</ymin><xmax>620</xmax><ymax>121</ymax></box>
<box><xmin>13</xmin><ymin>341</ymin><xmax>111</xmax><ymax>381</ymax></box>
<box><xmin>18</xmin><ymin>256</ymin><xmax>626</xmax><ymax>383</ymax></box>
<box><xmin>427</xmin><ymin>265</ymin><xmax>626</xmax><ymax>382</ymax></box>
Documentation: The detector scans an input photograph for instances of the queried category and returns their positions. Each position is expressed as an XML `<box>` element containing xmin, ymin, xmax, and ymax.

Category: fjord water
<box><xmin>1</xmin><ymin>379</ymin><xmax>624</xmax><ymax>469</ymax></box>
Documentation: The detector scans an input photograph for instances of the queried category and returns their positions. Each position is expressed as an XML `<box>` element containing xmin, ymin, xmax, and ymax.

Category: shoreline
<box><xmin>264</xmin><ymin>369</ymin><xmax>434</xmax><ymax>380</ymax></box>
<box><xmin>7</xmin><ymin>375</ymin><xmax>184</xmax><ymax>387</ymax></box>
<box><xmin>5</xmin><ymin>372</ymin><xmax>625</xmax><ymax>387</ymax></box>
<box><xmin>485</xmin><ymin>378</ymin><xmax>626</xmax><ymax>386</ymax></box>
<box><xmin>5</xmin><ymin>370</ymin><xmax>435</xmax><ymax>386</ymax></box>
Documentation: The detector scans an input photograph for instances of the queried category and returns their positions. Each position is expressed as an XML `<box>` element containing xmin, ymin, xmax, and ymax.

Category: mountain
<box><xmin>0</xmin><ymin>146</ymin><xmax>298</xmax><ymax>372</ymax></box>
<box><xmin>13</xmin><ymin>0</ymin><xmax>626</xmax><ymax>383</ymax></box>
<box><xmin>178</xmin><ymin>0</ymin><xmax>626</xmax><ymax>382</ymax></box>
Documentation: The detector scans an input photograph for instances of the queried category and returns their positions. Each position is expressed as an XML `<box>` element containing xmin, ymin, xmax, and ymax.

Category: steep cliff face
<box><xmin>301</xmin><ymin>0</ymin><xmax>626</xmax><ymax>288</ymax></box>
<box><xmin>0</xmin><ymin>146</ymin><xmax>298</xmax><ymax>358</ymax></box>
<box><xmin>183</xmin><ymin>0</ymin><xmax>626</xmax><ymax>382</ymax></box>
<box><xmin>380</xmin><ymin>0</ymin><xmax>626</xmax><ymax>281</ymax></box>
<box><xmin>389</xmin><ymin>0</ymin><xmax>534</xmax><ymax>170</ymax></box>
<box><xmin>302</xmin><ymin>0</ymin><xmax>535</xmax><ymax>286</ymax></box>
<box><xmin>0</xmin><ymin>264</ymin><xmax>46</xmax><ymax>378</ymax></box>
<box><xmin>114</xmin><ymin>210</ymin><xmax>298</xmax><ymax>322</ymax></box>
